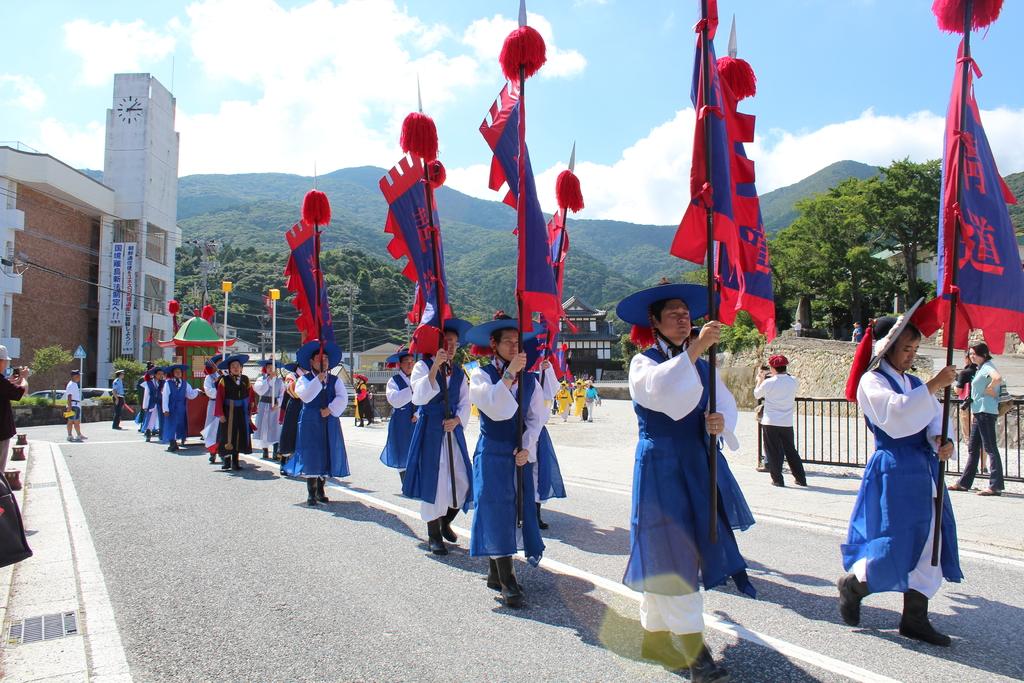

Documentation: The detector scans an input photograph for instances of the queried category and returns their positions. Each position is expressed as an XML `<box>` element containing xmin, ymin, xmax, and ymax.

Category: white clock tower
<box><xmin>97</xmin><ymin>73</ymin><xmax>180</xmax><ymax>380</ymax></box>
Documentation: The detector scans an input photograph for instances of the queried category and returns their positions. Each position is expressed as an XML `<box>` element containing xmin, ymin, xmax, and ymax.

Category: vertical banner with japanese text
<box><xmin>110</xmin><ymin>242</ymin><xmax>125</xmax><ymax>327</ymax></box>
<box><xmin>121</xmin><ymin>243</ymin><xmax>137</xmax><ymax>355</ymax></box>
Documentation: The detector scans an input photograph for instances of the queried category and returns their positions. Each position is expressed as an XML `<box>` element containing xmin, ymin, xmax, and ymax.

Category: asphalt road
<box><xmin>44</xmin><ymin>420</ymin><xmax>1024</xmax><ymax>683</ymax></box>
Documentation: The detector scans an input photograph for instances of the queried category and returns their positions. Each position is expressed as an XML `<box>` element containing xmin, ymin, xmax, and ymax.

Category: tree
<box><xmin>32</xmin><ymin>345</ymin><xmax>73</xmax><ymax>393</ymax></box>
<box><xmin>864</xmin><ymin>158</ymin><xmax>941</xmax><ymax>304</ymax></box>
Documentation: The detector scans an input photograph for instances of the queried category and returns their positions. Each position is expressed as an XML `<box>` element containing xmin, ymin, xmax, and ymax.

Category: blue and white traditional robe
<box><xmin>141</xmin><ymin>379</ymin><xmax>166</xmax><ymax>435</ymax></box>
<box><xmin>282</xmin><ymin>373</ymin><xmax>349</xmax><ymax>479</ymax></box>
<box><xmin>402</xmin><ymin>359</ymin><xmax>472</xmax><ymax>521</ymax></box>
<box><xmin>380</xmin><ymin>371</ymin><xmax>416</xmax><ymax>471</ymax></box>
<box><xmin>626</xmin><ymin>342</ymin><xmax>755</xmax><ymax>636</ymax></box>
<box><xmin>160</xmin><ymin>377</ymin><xmax>200</xmax><ymax>443</ymax></box>
<box><xmin>201</xmin><ymin>372</ymin><xmax>221</xmax><ymax>450</ymax></box>
<box><xmin>843</xmin><ymin>361</ymin><xmax>963</xmax><ymax>597</ymax></box>
<box><xmin>468</xmin><ymin>361</ymin><xmax>547</xmax><ymax>564</ymax></box>
<box><xmin>253</xmin><ymin>374</ymin><xmax>286</xmax><ymax>449</ymax></box>
<box><xmin>534</xmin><ymin>364</ymin><xmax>566</xmax><ymax>502</ymax></box>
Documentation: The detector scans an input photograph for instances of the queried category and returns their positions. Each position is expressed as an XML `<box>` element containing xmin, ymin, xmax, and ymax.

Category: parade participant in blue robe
<box><xmin>200</xmin><ymin>354</ymin><xmax>223</xmax><ymax>463</ymax></box>
<box><xmin>214</xmin><ymin>355</ymin><xmax>253</xmax><ymax>471</ymax></box>
<box><xmin>379</xmin><ymin>348</ymin><xmax>418</xmax><ymax>486</ymax></box>
<box><xmin>135</xmin><ymin>362</ymin><xmax>155</xmax><ymax>432</ymax></box>
<box><xmin>616</xmin><ymin>283</ymin><xmax>754</xmax><ymax>680</ymax></box>
<box><xmin>141</xmin><ymin>367</ymin><xmax>167</xmax><ymax>443</ymax></box>
<box><xmin>160</xmin><ymin>364</ymin><xmax>200</xmax><ymax>451</ymax></box>
<box><xmin>401</xmin><ymin>320</ymin><xmax>474</xmax><ymax>556</ymax></box>
<box><xmin>466</xmin><ymin>315</ymin><xmax>547</xmax><ymax>609</ymax></box>
<box><xmin>523</xmin><ymin>334</ymin><xmax>566</xmax><ymax>530</ymax></box>
<box><xmin>277</xmin><ymin>363</ymin><xmax>304</xmax><ymax>473</ymax></box>
<box><xmin>283</xmin><ymin>341</ymin><xmax>349</xmax><ymax>506</ymax></box>
<box><xmin>839</xmin><ymin>305</ymin><xmax>962</xmax><ymax>647</ymax></box>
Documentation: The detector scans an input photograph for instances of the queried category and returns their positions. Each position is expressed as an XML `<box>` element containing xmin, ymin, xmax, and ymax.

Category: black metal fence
<box><xmin>782</xmin><ymin>397</ymin><xmax>1024</xmax><ymax>482</ymax></box>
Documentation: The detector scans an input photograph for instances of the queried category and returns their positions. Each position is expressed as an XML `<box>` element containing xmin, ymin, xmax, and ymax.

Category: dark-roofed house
<box><xmin>559</xmin><ymin>295</ymin><xmax>619</xmax><ymax>380</ymax></box>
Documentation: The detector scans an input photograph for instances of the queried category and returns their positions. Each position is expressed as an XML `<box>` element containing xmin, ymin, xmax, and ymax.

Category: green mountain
<box><xmin>1005</xmin><ymin>171</ymin><xmax>1023</xmax><ymax>239</ymax></box>
<box><xmin>760</xmin><ymin>160</ymin><xmax>880</xmax><ymax>234</ymax></box>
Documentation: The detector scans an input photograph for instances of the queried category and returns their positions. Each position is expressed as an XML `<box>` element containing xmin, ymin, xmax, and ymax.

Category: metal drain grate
<box><xmin>7</xmin><ymin>612</ymin><xmax>78</xmax><ymax>645</ymax></box>
<box><xmin>28</xmin><ymin>482</ymin><xmax>57</xmax><ymax>489</ymax></box>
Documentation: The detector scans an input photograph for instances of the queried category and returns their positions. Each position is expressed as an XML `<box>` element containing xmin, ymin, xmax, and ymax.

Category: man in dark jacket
<box><xmin>0</xmin><ymin>345</ymin><xmax>29</xmax><ymax>471</ymax></box>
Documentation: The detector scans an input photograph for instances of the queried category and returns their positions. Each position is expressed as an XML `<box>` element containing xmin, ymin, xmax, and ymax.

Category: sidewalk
<box><xmin>0</xmin><ymin>436</ymin><xmax>130</xmax><ymax>682</ymax></box>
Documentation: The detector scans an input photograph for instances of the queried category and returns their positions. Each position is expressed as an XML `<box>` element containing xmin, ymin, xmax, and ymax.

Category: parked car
<box><xmin>27</xmin><ymin>390</ymin><xmax>66</xmax><ymax>401</ymax></box>
<box><xmin>81</xmin><ymin>388</ymin><xmax>113</xmax><ymax>405</ymax></box>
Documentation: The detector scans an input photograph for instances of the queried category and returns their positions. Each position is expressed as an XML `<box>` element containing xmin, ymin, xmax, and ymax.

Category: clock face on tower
<box><xmin>115</xmin><ymin>96</ymin><xmax>143</xmax><ymax>124</ymax></box>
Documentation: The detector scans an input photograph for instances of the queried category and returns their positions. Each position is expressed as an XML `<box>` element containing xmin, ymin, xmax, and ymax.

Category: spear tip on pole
<box><xmin>518</xmin><ymin>0</ymin><xmax>527</xmax><ymax>27</ymax></box>
<box><xmin>416</xmin><ymin>73</ymin><xmax>423</xmax><ymax>113</ymax></box>
<box><xmin>568</xmin><ymin>141</ymin><xmax>576</xmax><ymax>173</ymax></box>
<box><xmin>728</xmin><ymin>14</ymin><xmax>738</xmax><ymax>58</ymax></box>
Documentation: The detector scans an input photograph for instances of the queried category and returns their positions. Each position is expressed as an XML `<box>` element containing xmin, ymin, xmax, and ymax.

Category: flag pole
<box><xmin>699</xmin><ymin>0</ymin><xmax>720</xmax><ymax>544</ymax></box>
<box><xmin>933</xmin><ymin>0</ymin><xmax>973</xmax><ymax>567</ymax></box>
<box><xmin>515</xmin><ymin>61</ymin><xmax>527</xmax><ymax>530</ymax></box>
<box><xmin>270</xmin><ymin>288</ymin><xmax>280</xmax><ymax>409</ymax></box>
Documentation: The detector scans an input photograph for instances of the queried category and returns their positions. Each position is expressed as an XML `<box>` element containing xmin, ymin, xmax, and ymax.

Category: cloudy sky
<box><xmin>2</xmin><ymin>0</ymin><xmax>1023</xmax><ymax>225</ymax></box>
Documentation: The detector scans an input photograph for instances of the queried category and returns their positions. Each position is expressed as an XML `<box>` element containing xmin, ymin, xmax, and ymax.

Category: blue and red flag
<box><xmin>671</xmin><ymin>2</ymin><xmax>741</xmax><ymax>276</ymax></box>
<box><xmin>379</xmin><ymin>155</ymin><xmax>452</xmax><ymax>353</ymax></box>
<box><xmin>914</xmin><ymin>41</ymin><xmax>1022</xmax><ymax>353</ymax></box>
<box><xmin>480</xmin><ymin>83</ymin><xmax>562</xmax><ymax>333</ymax></box>
<box><xmin>284</xmin><ymin>219</ymin><xmax>335</xmax><ymax>345</ymax></box>
<box><xmin>716</xmin><ymin>58</ymin><xmax>776</xmax><ymax>340</ymax></box>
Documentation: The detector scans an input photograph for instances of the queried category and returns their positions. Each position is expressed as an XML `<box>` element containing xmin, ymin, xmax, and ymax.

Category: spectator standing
<box><xmin>852</xmin><ymin>322</ymin><xmax>864</xmax><ymax>344</ymax></box>
<box><xmin>950</xmin><ymin>342</ymin><xmax>1004</xmax><ymax>495</ymax></box>
<box><xmin>111</xmin><ymin>369</ymin><xmax>126</xmax><ymax>430</ymax></box>
<box><xmin>584</xmin><ymin>382</ymin><xmax>599</xmax><ymax>422</ymax></box>
<box><xmin>753</xmin><ymin>355</ymin><xmax>807</xmax><ymax>487</ymax></box>
<box><xmin>0</xmin><ymin>346</ymin><xmax>28</xmax><ymax>471</ymax></box>
<box><xmin>65</xmin><ymin>369</ymin><xmax>86</xmax><ymax>442</ymax></box>
<box><xmin>954</xmin><ymin>351</ymin><xmax>978</xmax><ymax>458</ymax></box>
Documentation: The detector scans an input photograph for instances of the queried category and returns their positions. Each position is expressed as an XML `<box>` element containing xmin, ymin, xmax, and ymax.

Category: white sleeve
<box><xmin>386</xmin><ymin>376</ymin><xmax>413</xmax><ymax>409</ymax></box>
<box><xmin>410</xmin><ymin>360</ymin><xmax>440</xmax><ymax>406</ymax></box>
<box><xmin>753</xmin><ymin>376</ymin><xmax>769</xmax><ymax>400</ymax></box>
<box><xmin>455</xmin><ymin>373</ymin><xmax>471</xmax><ymax>426</ymax></box>
<box><xmin>538</xmin><ymin>366</ymin><xmax>559</xmax><ymax>401</ymax></box>
<box><xmin>628</xmin><ymin>352</ymin><xmax>702</xmax><ymax>421</ymax></box>
<box><xmin>925</xmin><ymin>394</ymin><xmax>952</xmax><ymax>449</ymax></box>
<box><xmin>203</xmin><ymin>375</ymin><xmax>218</xmax><ymax>399</ymax></box>
<box><xmin>857</xmin><ymin>372</ymin><xmax>937</xmax><ymax>439</ymax></box>
<box><xmin>328</xmin><ymin>376</ymin><xmax>347</xmax><ymax>417</ymax></box>
<box><xmin>715</xmin><ymin>374</ymin><xmax>740</xmax><ymax>451</ymax></box>
<box><xmin>142</xmin><ymin>384</ymin><xmax>151</xmax><ymax>407</ymax></box>
<box><xmin>161</xmin><ymin>382</ymin><xmax>171</xmax><ymax>408</ymax></box>
<box><xmin>185</xmin><ymin>383</ymin><xmax>200</xmax><ymax>399</ymax></box>
<box><xmin>253</xmin><ymin>375</ymin><xmax>270</xmax><ymax>396</ymax></box>
<box><xmin>470</xmin><ymin>368</ymin><xmax>519</xmax><ymax>422</ymax></box>
<box><xmin>522</xmin><ymin>378</ymin><xmax>548</xmax><ymax>462</ymax></box>
<box><xmin>295</xmin><ymin>375</ymin><xmax>323</xmax><ymax>404</ymax></box>
<box><xmin>276</xmin><ymin>378</ymin><xmax>287</xmax><ymax>403</ymax></box>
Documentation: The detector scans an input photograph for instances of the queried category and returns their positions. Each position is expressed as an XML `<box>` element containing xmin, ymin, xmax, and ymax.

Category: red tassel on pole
<box><xmin>630</xmin><ymin>325</ymin><xmax>656</xmax><ymax>349</ymax></box>
<box><xmin>426</xmin><ymin>160</ymin><xmax>446</xmax><ymax>189</ymax></box>
<box><xmin>555</xmin><ymin>170</ymin><xmax>584</xmax><ymax>213</ymax></box>
<box><xmin>302</xmin><ymin>190</ymin><xmax>331</xmax><ymax>227</ymax></box>
<box><xmin>844</xmin><ymin>326</ymin><xmax>875</xmax><ymax>402</ymax></box>
<box><xmin>499</xmin><ymin>26</ymin><xmax>546</xmax><ymax>82</ymax></box>
<box><xmin>716</xmin><ymin>56</ymin><xmax>757</xmax><ymax>100</ymax></box>
<box><xmin>932</xmin><ymin>0</ymin><xmax>1003</xmax><ymax>32</ymax></box>
<box><xmin>202</xmin><ymin>304</ymin><xmax>216</xmax><ymax>323</ymax></box>
<box><xmin>400</xmin><ymin>112</ymin><xmax>439</xmax><ymax>162</ymax></box>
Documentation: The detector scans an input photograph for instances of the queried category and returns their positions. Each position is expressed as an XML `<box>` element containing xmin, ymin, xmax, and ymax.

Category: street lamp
<box><xmin>221</xmin><ymin>280</ymin><xmax>233</xmax><ymax>357</ymax></box>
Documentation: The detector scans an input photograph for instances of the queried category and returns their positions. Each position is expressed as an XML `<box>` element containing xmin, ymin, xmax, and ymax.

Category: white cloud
<box><xmin>35</xmin><ymin>119</ymin><xmax>106</xmax><ymax>170</ymax></box>
<box><xmin>0</xmin><ymin>75</ymin><xmax>45</xmax><ymax>111</ymax></box>
<box><xmin>63</xmin><ymin>19</ymin><xmax>176</xmax><ymax>87</ymax></box>
<box><xmin>463</xmin><ymin>12</ymin><xmax>586</xmax><ymax>80</ymax></box>
<box><xmin>446</xmin><ymin>106</ymin><xmax>1024</xmax><ymax>226</ymax></box>
<box><xmin>174</xmin><ymin>0</ymin><xmax>481</xmax><ymax>174</ymax></box>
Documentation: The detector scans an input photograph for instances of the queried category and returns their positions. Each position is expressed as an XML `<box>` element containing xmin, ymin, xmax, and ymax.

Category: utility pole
<box><xmin>347</xmin><ymin>284</ymin><xmax>357</xmax><ymax>374</ymax></box>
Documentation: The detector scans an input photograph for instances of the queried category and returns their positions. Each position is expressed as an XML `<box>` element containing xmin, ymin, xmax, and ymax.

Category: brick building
<box><xmin>0</xmin><ymin>73</ymin><xmax>180</xmax><ymax>387</ymax></box>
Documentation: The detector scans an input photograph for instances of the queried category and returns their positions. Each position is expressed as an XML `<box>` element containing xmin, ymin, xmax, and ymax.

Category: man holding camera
<box><xmin>753</xmin><ymin>355</ymin><xmax>807</xmax><ymax>487</ymax></box>
<box><xmin>0</xmin><ymin>347</ymin><xmax>29</xmax><ymax>471</ymax></box>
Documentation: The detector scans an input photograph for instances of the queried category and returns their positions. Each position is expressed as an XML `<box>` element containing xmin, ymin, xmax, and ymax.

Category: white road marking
<box><xmin>236</xmin><ymin>454</ymin><xmax>898</xmax><ymax>683</ymax></box>
<box><xmin>51</xmin><ymin>443</ymin><xmax>133</xmax><ymax>682</ymax></box>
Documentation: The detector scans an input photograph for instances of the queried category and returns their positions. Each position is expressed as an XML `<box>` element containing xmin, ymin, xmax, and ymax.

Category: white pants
<box><xmin>419</xmin><ymin>438</ymin><xmax>470</xmax><ymax>522</ymax></box>
<box><xmin>852</xmin><ymin>481</ymin><xmax>943</xmax><ymax>599</ymax></box>
<box><xmin>640</xmin><ymin>592</ymin><xmax>704</xmax><ymax>635</ymax></box>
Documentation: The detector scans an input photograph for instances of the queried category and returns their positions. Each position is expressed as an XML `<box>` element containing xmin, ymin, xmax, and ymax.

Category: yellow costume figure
<box><xmin>555</xmin><ymin>382</ymin><xmax>572</xmax><ymax>421</ymax></box>
<box><xmin>573</xmin><ymin>381</ymin><xmax>587</xmax><ymax>418</ymax></box>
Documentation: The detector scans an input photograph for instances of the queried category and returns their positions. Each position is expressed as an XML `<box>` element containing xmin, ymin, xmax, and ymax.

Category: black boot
<box><xmin>272</xmin><ymin>444</ymin><xmax>280</xmax><ymax>461</ymax></box>
<box><xmin>232</xmin><ymin>453</ymin><xmax>242</xmax><ymax>470</ymax></box>
<box><xmin>145</xmin><ymin>429</ymin><xmax>151</xmax><ymax>443</ymax></box>
<box><xmin>306</xmin><ymin>478</ymin><xmax>319</xmax><ymax>506</ymax></box>
<box><xmin>262</xmin><ymin>448</ymin><xmax>270</xmax><ymax>459</ymax></box>
<box><xmin>209</xmin><ymin>451</ymin><xmax>217</xmax><ymax>464</ymax></box>
<box><xmin>536</xmin><ymin>502</ymin><xmax>549</xmax><ymax>530</ymax></box>
<box><xmin>316</xmin><ymin>477</ymin><xmax>329</xmax><ymax>503</ymax></box>
<box><xmin>168</xmin><ymin>440</ymin><xmax>179</xmax><ymax>452</ymax></box>
<box><xmin>398</xmin><ymin>469</ymin><xmax>406</xmax><ymax>485</ymax></box>
<box><xmin>495</xmin><ymin>556</ymin><xmax>523</xmax><ymax>608</ymax></box>
<box><xmin>837</xmin><ymin>573</ymin><xmax>870</xmax><ymax>626</ymax></box>
<box><xmin>221</xmin><ymin>453</ymin><xmax>232</xmax><ymax>470</ymax></box>
<box><xmin>640</xmin><ymin>631</ymin><xmax>690</xmax><ymax>671</ymax></box>
<box><xmin>684</xmin><ymin>639</ymin><xmax>729</xmax><ymax>683</ymax></box>
<box><xmin>427</xmin><ymin>520</ymin><xmax>448</xmax><ymax>555</ymax></box>
<box><xmin>899</xmin><ymin>590</ymin><xmax>951</xmax><ymax>646</ymax></box>
<box><xmin>486</xmin><ymin>559</ymin><xmax>501</xmax><ymax>591</ymax></box>
<box><xmin>441</xmin><ymin>507</ymin><xmax>459</xmax><ymax>543</ymax></box>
